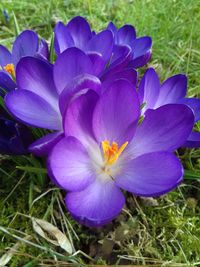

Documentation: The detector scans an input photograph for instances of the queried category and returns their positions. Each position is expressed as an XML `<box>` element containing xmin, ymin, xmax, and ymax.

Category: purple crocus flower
<box><xmin>0</xmin><ymin>30</ymin><xmax>48</xmax><ymax>93</ymax></box>
<box><xmin>107</xmin><ymin>22</ymin><xmax>152</xmax><ymax>68</ymax></box>
<box><xmin>138</xmin><ymin>68</ymin><xmax>200</xmax><ymax>147</ymax></box>
<box><xmin>48</xmin><ymin>79</ymin><xmax>194</xmax><ymax>227</ymax></box>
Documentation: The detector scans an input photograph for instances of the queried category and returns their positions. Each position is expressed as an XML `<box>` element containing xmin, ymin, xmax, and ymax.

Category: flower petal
<box><xmin>129</xmin><ymin>51</ymin><xmax>151</xmax><ymax>68</ymax></box>
<box><xmin>155</xmin><ymin>74</ymin><xmax>187</xmax><ymax>107</ymax></box>
<box><xmin>117</xmin><ymin>25</ymin><xmax>136</xmax><ymax>46</ymax></box>
<box><xmin>108</xmin><ymin>45</ymin><xmax>132</xmax><ymax>72</ymax></box>
<box><xmin>66</xmin><ymin>16</ymin><xmax>92</xmax><ymax>49</ymax></box>
<box><xmin>16</xmin><ymin>57</ymin><xmax>58</xmax><ymax>108</ymax></box>
<box><xmin>115</xmin><ymin>151</ymin><xmax>183</xmax><ymax>197</ymax></box>
<box><xmin>37</xmin><ymin>39</ymin><xmax>49</xmax><ymax>59</ymax></box>
<box><xmin>184</xmin><ymin>132</ymin><xmax>200</xmax><ymax>148</ymax></box>
<box><xmin>0</xmin><ymin>45</ymin><xmax>12</xmax><ymax>66</ymax></box>
<box><xmin>53</xmin><ymin>47</ymin><xmax>94</xmax><ymax>94</ymax></box>
<box><xmin>54</xmin><ymin>22</ymin><xmax>74</xmax><ymax>54</ymax></box>
<box><xmin>178</xmin><ymin>97</ymin><xmax>200</xmax><ymax>122</ymax></box>
<box><xmin>129</xmin><ymin>104</ymin><xmax>194</xmax><ymax>157</ymax></box>
<box><xmin>93</xmin><ymin>79</ymin><xmax>140</xmax><ymax>144</ymax></box>
<box><xmin>65</xmin><ymin>178</ymin><xmax>125</xmax><ymax>227</ymax></box>
<box><xmin>88</xmin><ymin>53</ymin><xmax>106</xmax><ymax>76</ymax></box>
<box><xmin>48</xmin><ymin>136</ymin><xmax>95</xmax><ymax>191</ymax></box>
<box><xmin>29</xmin><ymin>131</ymin><xmax>64</xmax><ymax>156</ymax></box>
<box><xmin>138</xmin><ymin>68</ymin><xmax>160</xmax><ymax>112</ymax></box>
<box><xmin>5</xmin><ymin>89</ymin><xmax>62</xmax><ymax>130</ymax></box>
<box><xmin>0</xmin><ymin>71</ymin><xmax>16</xmax><ymax>94</ymax></box>
<box><xmin>12</xmin><ymin>30</ymin><xmax>39</xmax><ymax>65</ymax></box>
<box><xmin>132</xmin><ymin>36</ymin><xmax>152</xmax><ymax>58</ymax></box>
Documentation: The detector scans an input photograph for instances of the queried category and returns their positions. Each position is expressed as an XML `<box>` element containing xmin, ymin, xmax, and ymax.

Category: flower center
<box><xmin>4</xmin><ymin>63</ymin><xmax>15</xmax><ymax>78</ymax></box>
<box><xmin>101</xmin><ymin>140</ymin><xmax>128</xmax><ymax>167</ymax></box>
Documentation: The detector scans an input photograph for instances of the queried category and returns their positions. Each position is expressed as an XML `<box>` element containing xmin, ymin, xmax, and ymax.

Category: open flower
<box><xmin>0</xmin><ymin>30</ymin><xmax>48</xmax><ymax>94</ymax></box>
<box><xmin>48</xmin><ymin>79</ymin><xmax>194</xmax><ymax>227</ymax></box>
<box><xmin>138</xmin><ymin>68</ymin><xmax>200</xmax><ymax>147</ymax></box>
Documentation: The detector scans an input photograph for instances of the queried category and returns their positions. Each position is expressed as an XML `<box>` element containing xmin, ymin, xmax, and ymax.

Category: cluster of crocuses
<box><xmin>0</xmin><ymin>16</ymin><xmax>200</xmax><ymax>227</ymax></box>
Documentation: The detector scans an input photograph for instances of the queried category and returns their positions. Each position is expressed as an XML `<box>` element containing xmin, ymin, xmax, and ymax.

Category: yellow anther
<box><xmin>101</xmin><ymin>140</ymin><xmax>128</xmax><ymax>166</ymax></box>
<box><xmin>4</xmin><ymin>63</ymin><xmax>15</xmax><ymax>78</ymax></box>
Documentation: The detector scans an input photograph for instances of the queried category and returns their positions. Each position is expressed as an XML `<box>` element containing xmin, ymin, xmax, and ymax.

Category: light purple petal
<box><xmin>117</xmin><ymin>25</ymin><xmax>136</xmax><ymax>46</ymax></box>
<box><xmin>29</xmin><ymin>131</ymin><xmax>64</xmax><ymax>156</ymax></box>
<box><xmin>66</xmin><ymin>16</ymin><xmax>92</xmax><ymax>49</ymax></box>
<box><xmin>138</xmin><ymin>68</ymin><xmax>160</xmax><ymax>112</ymax></box>
<box><xmin>0</xmin><ymin>71</ymin><xmax>16</xmax><ymax>92</ymax></box>
<box><xmin>93</xmin><ymin>79</ymin><xmax>140</xmax><ymax>145</ymax></box>
<box><xmin>12</xmin><ymin>30</ymin><xmax>39</xmax><ymax>65</ymax></box>
<box><xmin>48</xmin><ymin>136</ymin><xmax>95</xmax><ymax>191</ymax></box>
<box><xmin>53</xmin><ymin>47</ymin><xmax>94</xmax><ymax>94</ymax></box>
<box><xmin>115</xmin><ymin>151</ymin><xmax>183</xmax><ymax>197</ymax></box>
<box><xmin>5</xmin><ymin>89</ymin><xmax>62</xmax><ymax>130</ymax></box>
<box><xmin>16</xmin><ymin>57</ymin><xmax>58</xmax><ymax>108</ymax></box>
<box><xmin>178</xmin><ymin>97</ymin><xmax>200</xmax><ymax>122</ymax></box>
<box><xmin>132</xmin><ymin>36</ymin><xmax>152</xmax><ymax>58</ymax></box>
<box><xmin>184</xmin><ymin>132</ymin><xmax>200</xmax><ymax>148</ymax></box>
<box><xmin>37</xmin><ymin>39</ymin><xmax>49</xmax><ymax>59</ymax></box>
<box><xmin>0</xmin><ymin>45</ymin><xmax>12</xmax><ymax>66</ymax></box>
<box><xmin>129</xmin><ymin>104</ymin><xmax>194</xmax><ymax>157</ymax></box>
<box><xmin>54</xmin><ymin>22</ymin><xmax>74</xmax><ymax>54</ymax></box>
<box><xmin>65</xmin><ymin>178</ymin><xmax>125</xmax><ymax>227</ymax></box>
<box><xmin>155</xmin><ymin>74</ymin><xmax>187</xmax><ymax>107</ymax></box>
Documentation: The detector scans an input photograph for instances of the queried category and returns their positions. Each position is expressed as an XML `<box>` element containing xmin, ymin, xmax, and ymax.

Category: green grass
<box><xmin>0</xmin><ymin>0</ymin><xmax>200</xmax><ymax>265</ymax></box>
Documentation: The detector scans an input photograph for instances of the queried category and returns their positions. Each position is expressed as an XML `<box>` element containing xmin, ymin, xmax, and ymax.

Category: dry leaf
<box><xmin>0</xmin><ymin>242</ymin><xmax>20</xmax><ymax>266</ymax></box>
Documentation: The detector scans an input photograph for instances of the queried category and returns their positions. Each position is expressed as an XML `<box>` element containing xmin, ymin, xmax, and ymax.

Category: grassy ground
<box><xmin>0</xmin><ymin>0</ymin><xmax>200</xmax><ymax>266</ymax></box>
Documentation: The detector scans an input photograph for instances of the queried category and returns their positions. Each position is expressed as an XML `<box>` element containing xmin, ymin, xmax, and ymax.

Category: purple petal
<box><xmin>16</xmin><ymin>57</ymin><xmax>58</xmax><ymax>108</ymax></box>
<box><xmin>53</xmin><ymin>47</ymin><xmax>94</xmax><ymax>94</ymax></box>
<box><xmin>132</xmin><ymin>36</ymin><xmax>152</xmax><ymax>58</ymax></box>
<box><xmin>129</xmin><ymin>104</ymin><xmax>194</xmax><ymax>157</ymax></box>
<box><xmin>66</xmin><ymin>16</ymin><xmax>92</xmax><ymax>49</ymax></box>
<box><xmin>117</xmin><ymin>25</ymin><xmax>136</xmax><ymax>46</ymax></box>
<box><xmin>65</xmin><ymin>178</ymin><xmax>125</xmax><ymax>227</ymax></box>
<box><xmin>54</xmin><ymin>22</ymin><xmax>74</xmax><ymax>54</ymax></box>
<box><xmin>12</xmin><ymin>30</ymin><xmax>39</xmax><ymax>65</ymax></box>
<box><xmin>178</xmin><ymin>97</ymin><xmax>200</xmax><ymax>122</ymax></box>
<box><xmin>115</xmin><ymin>151</ymin><xmax>183</xmax><ymax>197</ymax></box>
<box><xmin>88</xmin><ymin>53</ymin><xmax>106</xmax><ymax>76</ymax></box>
<box><xmin>64</xmin><ymin>90</ymin><xmax>99</xmax><ymax>147</ymax></box>
<box><xmin>29</xmin><ymin>131</ymin><xmax>64</xmax><ymax>156</ymax></box>
<box><xmin>59</xmin><ymin>74</ymin><xmax>101</xmax><ymax>116</ymax></box>
<box><xmin>48</xmin><ymin>136</ymin><xmax>95</xmax><ymax>191</ymax></box>
<box><xmin>155</xmin><ymin>74</ymin><xmax>187</xmax><ymax>107</ymax></box>
<box><xmin>107</xmin><ymin>22</ymin><xmax>117</xmax><ymax>36</ymax></box>
<box><xmin>5</xmin><ymin>89</ymin><xmax>62</xmax><ymax>130</ymax></box>
<box><xmin>184</xmin><ymin>132</ymin><xmax>200</xmax><ymax>148</ymax></box>
<box><xmin>0</xmin><ymin>71</ymin><xmax>16</xmax><ymax>93</ymax></box>
<box><xmin>37</xmin><ymin>39</ymin><xmax>49</xmax><ymax>59</ymax></box>
<box><xmin>93</xmin><ymin>79</ymin><xmax>140</xmax><ymax>144</ymax></box>
<box><xmin>138</xmin><ymin>68</ymin><xmax>160</xmax><ymax>112</ymax></box>
<box><xmin>0</xmin><ymin>45</ymin><xmax>12</xmax><ymax>66</ymax></box>
<box><xmin>129</xmin><ymin>51</ymin><xmax>152</xmax><ymax>68</ymax></box>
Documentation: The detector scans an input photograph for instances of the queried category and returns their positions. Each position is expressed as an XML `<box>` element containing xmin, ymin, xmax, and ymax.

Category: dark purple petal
<box><xmin>131</xmin><ymin>36</ymin><xmax>152</xmax><ymax>58</ymax></box>
<box><xmin>16</xmin><ymin>57</ymin><xmax>58</xmax><ymax>108</ymax></box>
<box><xmin>29</xmin><ymin>131</ymin><xmax>64</xmax><ymax>156</ymax></box>
<box><xmin>178</xmin><ymin>97</ymin><xmax>200</xmax><ymax>122</ymax></box>
<box><xmin>117</xmin><ymin>25</ymin><xmax>136</xmax><ymax>46</ymax></box>
<box><xmin>115</xmin><ymin>151</ymin><xmax>183</xmax><ymax>197</ymax></box>
<box><xmin>107</xmin><ymin>22</ymin><xmax>117</xmax><ymax>36</ymax></box>
<box><xmin>129</xmin><ymin>104</ymin><xmax>194</xmax><ymax>157</ymax></box>
<box><xmin>59</xmin><ymin>74</ymin><xmax>101</xmax><ymax>116</ymax></box>
<box><xmin>184</xmin><ymin>132</ymin><xmax>200</xmax><ymax>148</ymax></box>
<box><xmin>138</xmin><ymin>68</ymin><xmax>160</xmax><ymax>112</ymax></box>
<box><xmin>0</xmin><ymin>71</ymin><xmax>16</xmax><ymax>94</ymax></box>
<box><xmin>54</xmin><ymin>22</ymin><xmax>74</xmax><ymax>54</ymax></box>
<box><xmin>53</xmin><ymin>47</ymin><xmax>94</xmax><ymax>94</ymax></box>
<box><xmin>155</xmin><ymin>74</ymin><xmax>187</xmax><ymax>107</ymax></box>
<box><xmin>5</xmin><ymin>89</ymin><xmax>62</xmax><ymax>130</ymax></box>
<box><xmin>86</xmin><ymin>30</ymin><xmax>113</xmax><ymax>62</ymax></box>
<box><xmin>93</xmin><ymin>79</ymin><xmax>140</xmax><ymax>145</ymax></box>
<box><xmin>0</xmin><ymin>45</ymin><xmax>12</xmax><ymax>66</ymax></box>
<box><xmin>64</xmin><ymin>90</ymin><xmax>99</xmax><ymax>146</ymax></box>
<box><xmin>65</xmin><ymin>178</ymin><xmax>125</xmax><ymax>227</ymax></box>
<box><xmin>101</xmin><ymin>68</ymin><xmax>137</xmax><ymax>93</ymax></box>
<box><xmin>12</xmin><ymin>30</ymin><xmax>39</xmax><ymax>65</ymax></box>
<box><xmin>37</xmin><ymin>39</ymin><xmax>49</xmax><ymax>59</ymax></box>
<box><xmin>48</xmin><ymin>136</ymin><xmax>95</xmax><ymax>191</ymax></box>
<box><xmin>129</xmin><ymin>50</ymin><xmax>152</xmax><ymax>68</ymax></box>
<box><xmin>66</xmin><ymin>16</ymin><xmax>92</xmax><ymax>49</ymax></box>
<box><xmin>88</xmin><ymin>53</ymin><xmax>106</xmax><ymax>76</ymax></box>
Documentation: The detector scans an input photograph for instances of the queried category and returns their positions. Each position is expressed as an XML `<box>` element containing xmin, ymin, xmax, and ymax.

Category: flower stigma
<box><xmin>4</xmin><ymin>63</ymin><xmax>15</xmax><ymax>78</ymax></box>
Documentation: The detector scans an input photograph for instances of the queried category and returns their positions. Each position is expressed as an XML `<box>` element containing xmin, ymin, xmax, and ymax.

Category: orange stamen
<box><xmin>4</xmin><ymin>63</ymin><xmax>15</xmax><ymax>78</ymax></box>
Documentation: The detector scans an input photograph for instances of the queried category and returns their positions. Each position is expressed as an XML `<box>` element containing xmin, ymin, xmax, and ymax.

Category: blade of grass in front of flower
<box><xmin>16</xmin><ymin>166</ymin><xmax>47</xmax><ymax>174</ymax></box>
<box><xmin>12</xmin><ymin>11</ymin><xmax>20</xmax><ymax>36</ymax></box>
<box><xmin>184</xmin><ymin>169</ymin><xmax>200</xmax><ymax>180</ymax></box>
<box><xmin>49</xmin><ymin>33</ymin><xmax>55</xmax><ymax>63</ymax></box>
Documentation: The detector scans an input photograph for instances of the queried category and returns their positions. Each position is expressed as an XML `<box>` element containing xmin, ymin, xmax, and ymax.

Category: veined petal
<box><xmin>129</xmin><ymin>50</ymin><xmax>152</xmax><ymax>68</ymax></box>
<box><xmin>54</xmin><ymin>47</ymin><xmax>94</xmax><ymax>94</ymax></box>
<box><xmin>115</xmin><ymin>151</ymin><xmax>183</xmax><ymax>197</ymax></box>
<box><xmin>0</xmin><ymin>45</ymin><xmax>12</xmax><ymax>67</ymax></box>
<box><xmin>108</xmin><ymin>45</ymin><xmax>132</xmax><ymax>72</ymax></box>
<box><xmin>93</xmin><ymin>79</ymin><xmax>140</xmax><ymax>145</ymax></box>
<box><xmin>178</xmin><ymin>97</ymin><xmax>200</xmax><ymax>122</ymax></box>
<box><xmin>48</xmin><ymin>136</ymin><xmax>95</xmax><ymax>191</ymax></box>
<box><xmin>54</xmin><ymin>22</ymin><xmax>74</xmax><ymax>54</ymax></box>
<box><xmin>5</xmin><ymin>89</ymin><xmax>62</xmax><ymax>130</ymax></box>
<box><xmin>0</xmin><ymin>71</ymin><xmax>16</xmax><ymax>94</ymax></box>
<box><xmin>131</xmin><ymin>36</ymin><xmax>152</xmax><ymax>58</ymax></box>
<box><xmin>184</xmin><ymin>132</ymin><xmax>200</xmax><ymax>148</ymax></box>
<box><xmin>12</xmin><ymin>30</ymin><xmax>39</xmax><ymax>65</ymax></box>
<box><xmin>88</xmin><ymin>53</ymin><xmax>106</xmax><ymax>76</ymax></box>
<box><xmin>65</xmin><ymin>178</ymin><xmax>125</xmax><ymax>227</ymax></box>
<box><xmin>117</xmin><ymin>25</ymin><xmax>136</xmax><ymax>46</ymax></box>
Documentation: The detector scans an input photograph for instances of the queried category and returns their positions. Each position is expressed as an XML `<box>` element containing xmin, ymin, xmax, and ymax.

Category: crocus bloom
<box><xmin>48</xmin><ymin>79</ymin><xmax>194</xmax><ymax>227</ymax></box>
<box><xmin>138</xmin><ymin>68</ymin><xmax>200</xmax><ymax>147</ymax></box>
<box><xmin>0</xmin><ymin>30</ymin><xmax>48</xmax><ymax>93</ymax></box>
<box><xmin>0</xmin><ymin>107</ymin><xmax>32</xmax><ymax>154</ymax></box>
<box><xmin>107</xmin><ymin>22</ymin><xmax>152</xmax><ymax>68</ymax></box>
